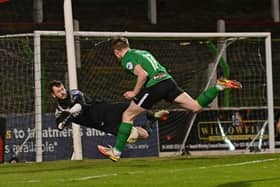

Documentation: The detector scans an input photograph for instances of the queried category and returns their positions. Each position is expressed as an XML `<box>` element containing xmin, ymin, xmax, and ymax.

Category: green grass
<box><xmin>1</xmin><ymin>153</ymin><xmax>280</xmax><ymax>187</ymax></box>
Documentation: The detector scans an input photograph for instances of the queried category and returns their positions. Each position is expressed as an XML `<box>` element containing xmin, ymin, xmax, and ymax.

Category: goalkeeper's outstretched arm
<box><xmin>49</xmin><ymin>80</ymin><xmax>85</xmax><ymax>130</ymax></box>
<box><xmin>55</xmin><ymin>109</ymin><xmax>72</xmax><ymax>130</ymax></box>
<box><xmin>55</xmin><ymin>102</ymin><xmax>83</xmax><ymax>130</ymax></box>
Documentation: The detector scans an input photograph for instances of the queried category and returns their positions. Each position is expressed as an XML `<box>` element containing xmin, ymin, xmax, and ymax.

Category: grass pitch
<box><xmin>0</xmin><ymin>153</ymin><xmax>280</xmax><ymax>187</ymax></box>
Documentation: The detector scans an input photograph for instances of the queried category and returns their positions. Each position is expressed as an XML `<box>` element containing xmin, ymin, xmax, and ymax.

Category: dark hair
<box><xmin>111</xmin><ymin>36</ymin><xmax>129</xmax><ymax>50</ymax></box>
<box><xmin>48</xmin><ymin>80</ymin><xmax>63</xmax><ymax>93</ymax></box>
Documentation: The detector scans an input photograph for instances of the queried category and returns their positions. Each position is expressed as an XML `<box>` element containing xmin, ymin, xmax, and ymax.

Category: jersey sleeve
<box><xmin>70</xmin><ymin>89</ymin><xmax>93</xmax><ymax>107</ymax></box>
<box><xmin>121</xmin><ymin>56</ymin><xmax>138</xmax><ymax>74</ymax></box>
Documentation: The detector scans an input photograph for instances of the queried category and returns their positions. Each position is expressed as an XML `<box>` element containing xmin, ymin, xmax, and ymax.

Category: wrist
<box><xmin>69</xmin><ymin>103</ymin><xmax>82</xmax><ymax>114</ymax></box>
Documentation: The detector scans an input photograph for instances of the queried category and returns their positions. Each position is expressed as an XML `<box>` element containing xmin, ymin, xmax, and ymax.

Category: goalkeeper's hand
<box><xmin>57</xmin><ymin>111</ymin><xmax>72</xmax><ymax>130</ymax></box>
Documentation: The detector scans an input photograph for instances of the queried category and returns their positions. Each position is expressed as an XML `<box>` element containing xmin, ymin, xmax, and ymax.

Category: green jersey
<box><xmin>121</xmin><ymin>49</ymin><xmax>172</xmax><ymax>88</ymax></box>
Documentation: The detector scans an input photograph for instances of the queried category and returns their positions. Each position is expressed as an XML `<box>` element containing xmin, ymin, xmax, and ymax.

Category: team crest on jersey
<box><xmin>126</xmin><ymin>62</ymin><xmax>133</xmax><ymax>70</ymax></box>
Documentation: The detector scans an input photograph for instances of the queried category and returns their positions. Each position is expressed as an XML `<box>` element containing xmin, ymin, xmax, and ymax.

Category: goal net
<box><xmin>0</xmin><ymin>31</ymin><xmax>274</xmax><ymax>162</ymax></box>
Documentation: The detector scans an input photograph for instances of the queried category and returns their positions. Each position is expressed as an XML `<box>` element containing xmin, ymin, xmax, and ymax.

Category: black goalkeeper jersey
<box><xmin>55</xmin><ymin>89</ymin><xmax>129</xmax><ymax>135</ymax></box>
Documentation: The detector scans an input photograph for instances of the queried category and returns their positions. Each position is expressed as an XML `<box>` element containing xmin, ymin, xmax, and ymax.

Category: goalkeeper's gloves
<box><xmin>57</xmin><ymin>111</ymin><xmax>72</xmax><ymax>130</ymax></box>
<box><xmin>69</xmin><ymin>103</ymin><xmax>82</xmax><ymax>117</ymax></box>
<box><xmin>56</xmin><ymin>104</ymin><xmax>82</xmax><ymax>130</ymax></box>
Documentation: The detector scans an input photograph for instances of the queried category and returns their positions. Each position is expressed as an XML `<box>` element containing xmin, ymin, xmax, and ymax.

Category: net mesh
<box><xmin>0</xmin><ymin>36</ymin><xmax>35</xmax><ymax>162</ymax></box>
<box><xmin>76</xmin><ymin>37</ymin><xmax>267</xmax><ymax>107</ymax></box>
<box><xmin>0</xmin><ymin>34</ymin><xmax>273</xmax><ymax>161</ymax></box>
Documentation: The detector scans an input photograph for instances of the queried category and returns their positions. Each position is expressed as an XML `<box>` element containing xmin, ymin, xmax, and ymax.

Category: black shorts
<box><xmin>74</xmin><ymin>102</ymin><xmax>129</xmax><ymax>135</ymax></box>
<box><xmin>133</xmin><ymin>78</ymin><xmax>184</xmax><ymax>109</ymax></box>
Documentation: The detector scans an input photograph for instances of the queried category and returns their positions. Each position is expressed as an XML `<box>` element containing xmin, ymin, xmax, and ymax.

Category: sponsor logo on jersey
<box><xmin>126</xmin><ymin>62</ymin><xmax>133</xmax><ymax>70</ymax></box>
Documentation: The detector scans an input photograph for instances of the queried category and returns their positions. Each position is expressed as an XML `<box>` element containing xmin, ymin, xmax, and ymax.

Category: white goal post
<box><xmin>64</xmin><ymin>0</ymin><xmax>83</xmax><ymax>161</ymax></box>
<box><xmin>0</xmin><ymin>31</ymin><xmax>274</xmax><ymax>162</ymax></box>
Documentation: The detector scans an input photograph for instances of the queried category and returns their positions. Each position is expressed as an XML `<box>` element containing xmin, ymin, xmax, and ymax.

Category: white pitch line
<box><xmin>71</xmin><ymin>170</ymin><xmax>146</xmax><ymax>181</ymax></box>
<box><xmin>16</xmin><ymin>170</ymin><xmax>144</xmax><ymax>184</ymax></box>
<box><xmin>4</xmin><ymin>158</ymin><xmax>278</xmax><ymax>184</ymax></box>
<box><xmin>74</xmin><ymin>173</ymin><xmax>118</xmax><ymax>181</ymax></box>
<box><xmin>166</xmin><ymin>158</ymin><xmax>279</xmax><ymax>174</ymax></box>
<box><xmin>25</xmin><ymin>180</ymin><xmax>41</xmax><ymax>183</ymax></box>
<box><xmin>198</xmin><ymin>158</ymin><xmax>277</xmax><ymax>170</ymax></box>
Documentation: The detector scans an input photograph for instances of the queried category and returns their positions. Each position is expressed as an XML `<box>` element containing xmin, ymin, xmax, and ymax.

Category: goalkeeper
<box><xmin>97</xmin><ymin>37</ymin><xmax>242</xmax><ymax>161</ymax></box>
<box><xmin>49</xmin><ymin>80</ymin><xmax>167</xmax><ymax>143</ymax></box>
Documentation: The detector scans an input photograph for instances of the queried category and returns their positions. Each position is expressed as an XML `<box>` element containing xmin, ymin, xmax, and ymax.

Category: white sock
<box><xmin>113</xmin><ymin>147</ymin><xmax>121</xmax><ymax>156</ymax></box>
<box><xmin>216</xmin><ymin>84</ymin><xmax>224</xmax><ymax>91</ymax></box>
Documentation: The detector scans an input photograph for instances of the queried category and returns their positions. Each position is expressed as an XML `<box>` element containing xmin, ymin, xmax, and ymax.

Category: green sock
<box><xmin>115</xmin><ymin>122</ymin><xmax>133</xmax><ymax>152</ymax></box>
<box><xmin>197</xmin><ymin>86</ymin><xmax>220</xmax><ymax>107</ymax></box>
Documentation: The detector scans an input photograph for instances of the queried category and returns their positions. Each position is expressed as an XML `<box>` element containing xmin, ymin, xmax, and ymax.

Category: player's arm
<box><xmin>123</xmin><ymin>64</ymin><xmax>148</xmax><ymax>99</ymax></box>
<box><xmin>55</xmin><ymin>109</ymin><xmax>72</xmax><ymax>130</ymax></box>
<box><xmin>133</xmin><ymin>64</ymin><xmax>148</xmax><ymax>93</ymax></box>
<box><xmin>69</xmin><ymin>89</ymin><xmax>93</xmax><ymax>117</ymax></box>
<box><xmin>69</xmin><ymin>103</ymin><xmax>82</xmax><ymax>117</ymax></box>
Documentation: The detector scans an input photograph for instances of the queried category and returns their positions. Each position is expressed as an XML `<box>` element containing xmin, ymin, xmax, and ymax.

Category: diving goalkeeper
<box><xmin>49</xmin><ymin>80</ymin><xmax>167</xmax><ymax>143</ymax></box>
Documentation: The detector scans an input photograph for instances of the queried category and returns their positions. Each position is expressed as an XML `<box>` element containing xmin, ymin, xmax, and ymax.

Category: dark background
<box><xmin>0</xmin><ymin>0</ymin><xmax>278</xmax><ymax>35</ymax></box>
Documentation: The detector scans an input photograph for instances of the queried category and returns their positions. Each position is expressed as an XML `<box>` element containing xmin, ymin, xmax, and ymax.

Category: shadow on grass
<box><xmin>0</xmin><ymin>164</ymin><xmax>94</xmax><ymax>175</ymax></box>
<box><xmin>216</xmin><ymin>177</ymin><xmax>280</xmax><ymax>187</ymax></box>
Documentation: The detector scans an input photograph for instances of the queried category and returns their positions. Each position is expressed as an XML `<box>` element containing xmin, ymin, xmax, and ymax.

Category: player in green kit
<box><xmin>97</xmin><ymin>37</ymin><xmax>242</xmax><ymax>161</ymax></box>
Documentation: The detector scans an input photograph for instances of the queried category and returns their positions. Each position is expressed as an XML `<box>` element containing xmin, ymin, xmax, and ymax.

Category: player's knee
<box><xmin>180</xmin><ymin>102</ymin><xmax>202</xmax><ymax>113</ymax></box>
<box><xmin>122</xmin><ymin>109</ymin><xmax>141</xmax><ymax>122</ymax></box>
<box><xmin>122</xmin><ymin>112</ymin><xmax>134</xmax><ymax>122</ymax></box>
<box><xmin>190</xmin><ymin>104</ymin><xmax>202</xmax><ymax>113</ymax></box>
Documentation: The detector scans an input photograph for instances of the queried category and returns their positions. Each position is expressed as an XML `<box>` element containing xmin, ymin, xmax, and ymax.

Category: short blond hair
<box><xmin>111</xmin><ymin>36</ymin><xmax>129</xmax><ymax>50</ymax></box>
